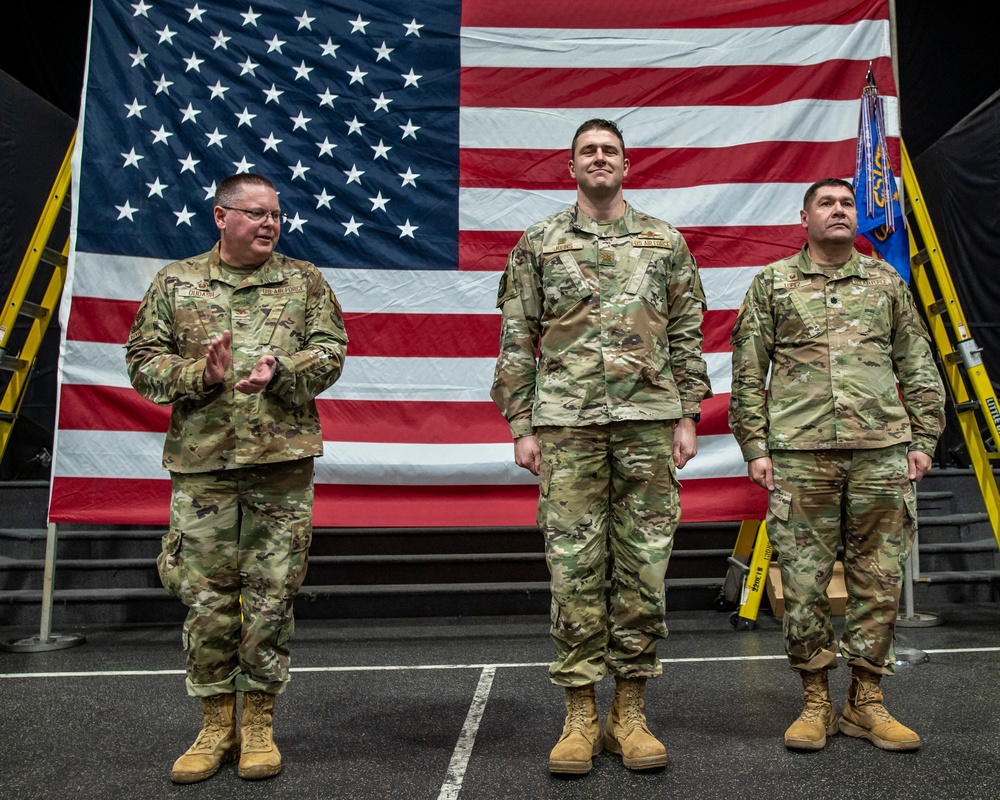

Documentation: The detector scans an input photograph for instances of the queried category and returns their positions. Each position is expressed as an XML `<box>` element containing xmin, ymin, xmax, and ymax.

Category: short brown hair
<box><xmin>214</xmin><ymin>173</ymin><xmax>276</xmax><ymax>208</ymax></box>
<box><xmin>571</xmin><ymin>118</ymin><xmax>626</xmax><ymax>159</ymax></box>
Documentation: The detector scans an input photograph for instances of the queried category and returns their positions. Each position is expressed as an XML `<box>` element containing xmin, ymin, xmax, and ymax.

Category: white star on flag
<box><xmin>115</xmin><ymin>200</ymin><xmax>138</xmax><ymax>220</ymax></box>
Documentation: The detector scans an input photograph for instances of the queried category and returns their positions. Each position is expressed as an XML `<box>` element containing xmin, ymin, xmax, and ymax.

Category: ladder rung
<box><xmin>0</xmin><ymin>411</ymin><xmax>15</xmax><ymax>422</ymax></box>
<box><xmin>928</xmin><ymin>298</ymin><xmax>948</xmax><ymax>315</ymax></box>
<box><xmin>18</xmin><ymin>301</ymin><xmax>49</xmax><ymax>320</ymax></box>
<box><xmin>913</xmin><ymin>247</ymin><xmax>931</xmax><ymax>267</ymax></box>
<box><xmin>954</xmin><ymin>401</ymin><xmax>980</xmax><ymax>413</ymax></box>
<box><xmin>40</xmin><ymin>247</ymin><xmax>68</xmax><ymax>268</ymax></box>
<box><xmin>0</xmin><ymin>355</ymin><xmax>28</xmax><ymax>372</ymax></box>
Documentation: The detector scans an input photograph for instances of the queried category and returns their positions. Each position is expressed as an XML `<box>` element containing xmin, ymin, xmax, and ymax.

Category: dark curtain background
<box><xmin>915</xmin><ymin>90</ymin><xmax>1000</xmax><ymax>390</ymax></box>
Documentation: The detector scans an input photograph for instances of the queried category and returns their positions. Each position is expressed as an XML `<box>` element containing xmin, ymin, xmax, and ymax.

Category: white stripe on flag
<box><xmin>59</xmin><ymin>341</ymin><xmax>737</xmax><ymax>401</ymax></box>
<box><xmin>459</xmin><ymin>99</ymin><xmax>899</xmax><ymax>150</ymax></box>
<box><xmin>460</xmin><ymin>21</ymin><xmax>889</xmax><ymax>69</ymax></box>
<box><xmin>65</xmin><ymin>254</ymin><xmax>761</xmax><ymax>312</ymax></box>
<box><xmin>459</xmin><ymin>184</ymin><xmax>814</xmax><ymax>232</ymax></box>
<box><xmin>51</xmin><ymin>429</ymin><xmax>749</xmax><ymax>484</ymax></box>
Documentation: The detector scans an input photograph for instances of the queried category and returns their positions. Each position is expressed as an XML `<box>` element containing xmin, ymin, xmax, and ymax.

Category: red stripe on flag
<box><xmin>681</xmin><ymin>226</ymin><xmax>804</xmax><ymax>269</ymax></box>
<box><xmin>324</xmin><ymin>394</ymin><xmax>740</xmax><ymax>443</ymax></box>
<box><xmin>703</xmin><ymin>310</ymin><xmax>739</xmax><ymax>356</ymax></box>
<box><xmin>48</xmin><ymin>476</ymin><xmax>767</xmax><ymax>526</ymax></box>
<box><xmin>49</xmin><ymin>476</ymin><xmax>173</xmax><ymax>525</ymax></box>
<box><xmin>460</xmin><ymin>226</ymin><xmax>804</xmax><ymax>272</ymax></box>
<box><xmin>58</xmin><ymin>384</ymin><xmax>513</xmax><ymax>442</ymax></box>
<box><xmin>66</xmin><ymin>297</ymin><xmax>504</xmax><ymax>358</ymax></box>
<box><xmin>65</xmin><ymin>297</ymin><xmax>136</xmax><ymax>345</ymax></box>
<box><xmin>460</xmin><ymin>61</ymin><xmax>893</xmax><ymax>109</ymax></box>
<box><xmin>58</xmin><ymin>382</ymin><xmax>737</xmax><ymax>439</ymax></box>
<box><xmin>320</xmin><ymin>400</ymin><xmax>510</xmax><ymax>444</ymax></box>
<box><xmin>63</xmin><ymin>297</ymin><xmax>740</xmax><ymax>357</ymax></box>
<box><xmin>460</xmin><ymin>0</ymin><xmax>886</xmax><ymax>28</ymax></box>
<box><xmin>462</xmin><ymin>142</ymin><xmax>859</xmax><ymax>190</ymax></box>
<box><xmin>344</xmin><ymin>312</ymin><xmax>500</xmax><ymax>358</ymax></box>
<box><xmin>459</xmin><ymin>230</ymin><xmax>521</xmax><ymax>272</ymax></box>
<box><xmin>58</xmin><ymin>384</ymin><xmax>169</xmax><ymax>432</ymax></box>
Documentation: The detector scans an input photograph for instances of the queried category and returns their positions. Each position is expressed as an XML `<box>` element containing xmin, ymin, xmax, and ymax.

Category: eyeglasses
<box><xmin>221</xmin><ymin>206</ymin><xmax>286</xmax><ymax>223</ymax></box>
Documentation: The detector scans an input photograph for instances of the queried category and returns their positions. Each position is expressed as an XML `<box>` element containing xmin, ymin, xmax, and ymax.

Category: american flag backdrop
<box><xmin>50</xmin><ymin>0</ymin><xmax>899</xmax><ymax>526</ymax></box>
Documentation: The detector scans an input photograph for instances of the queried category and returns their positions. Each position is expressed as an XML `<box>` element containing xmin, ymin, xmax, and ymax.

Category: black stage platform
<box><xmin>2</xmin><ymin>603</ymin><xmax>998</xmax><ymax>800</ymax></box>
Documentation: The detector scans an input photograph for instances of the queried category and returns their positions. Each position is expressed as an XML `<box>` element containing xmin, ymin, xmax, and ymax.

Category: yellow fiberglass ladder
<box><xmin>721</xmin><ymin>138</ymin><xmax>1000</xmax><ymax>631</ymax></box>
<box><xmin>901</xmin><ymin>139</ymin><xmax>1000</xmax><ymax>549</ymax></box>
<box><xmin>0</xmin><ymin>132</ymin><xmax>74</xmax><ymax>467</ymax></box>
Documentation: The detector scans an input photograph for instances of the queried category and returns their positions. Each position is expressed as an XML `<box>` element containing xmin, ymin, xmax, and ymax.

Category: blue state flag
<box><xmin>853</xmin><ymin>81</ymin><xmax>909</xmax><ymax>282</ymax></box>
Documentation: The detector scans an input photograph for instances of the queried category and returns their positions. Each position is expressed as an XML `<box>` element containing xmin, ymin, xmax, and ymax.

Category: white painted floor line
<box><xmin>3</xmin><ymin>646</ymin><xmax>998</xmax><ymax>680</ymax></box>
<box><xmin>437</xmin><ymin>666</ymin><xmax>496</xmax><ymax>800</ymax></box>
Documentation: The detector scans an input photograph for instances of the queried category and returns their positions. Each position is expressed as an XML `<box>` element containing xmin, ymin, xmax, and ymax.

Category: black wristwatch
<box><xmin>682</xmin><ymin>413</ymin><xmax>700</xmax><ymax>423</ymax></box>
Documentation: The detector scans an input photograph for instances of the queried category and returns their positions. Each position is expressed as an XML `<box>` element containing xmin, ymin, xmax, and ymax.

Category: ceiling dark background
<box><xmin>4</xmin><ymin>1</ymin><xmax>1000</xmax><ymax>159</ymax></box>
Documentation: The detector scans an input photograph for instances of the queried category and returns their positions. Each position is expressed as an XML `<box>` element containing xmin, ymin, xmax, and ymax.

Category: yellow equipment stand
<box><xmin>901</xmin><ymin>139</ymin><xmax>1000</xmax><ymax>548</ymax></box>
<box><xmin>0</xmin><ymin>131</ymin><xmax>75</xmax><ymax>466</ymax></box>
<box><xmin>720</xmin><ymin>519</ymin><xmax>772</xmax><ymax>631</ymax></box>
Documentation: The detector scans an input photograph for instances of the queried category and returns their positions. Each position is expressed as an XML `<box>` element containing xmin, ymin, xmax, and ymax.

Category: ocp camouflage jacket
<box><xmin>125</xmin><ymin>243</ymin><xmax>348</xmax><ymax>472</ymax></box>
<box><xmin>491</xmin><ymin>203</ymin><xmax>712</xmax><ymax>438</ymax></box>
<box><xmin>729</xmin><ymin>247</ymin><xmax>945</xmax><ymax>460</ymax></box>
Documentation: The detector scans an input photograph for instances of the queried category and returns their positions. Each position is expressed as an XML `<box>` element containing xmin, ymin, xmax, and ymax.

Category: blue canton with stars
<box><xmin>77</xmin><ymin>0</ymin><xmax>460</xmax><ymax>270</ymax></box>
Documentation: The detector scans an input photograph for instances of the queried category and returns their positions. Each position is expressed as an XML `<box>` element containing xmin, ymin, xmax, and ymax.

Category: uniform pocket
<box><xmin>290</xmin><ymin>525</ymin><xmax>313</xmax><ymax>553</ymax></box>
<box><xmin>156</xmin><ymin>529</ymin><xmax>185</xmax><ymax>599</ymax></box>
<box><xmin>903</xmin><ymin>480</ymin><xmax>918</xmax><ymax>524</ymax></box>
<box><xmin>856</xmin><ymin>289</ymin><xmax>891</xmax><ymax>342</ymax></box>
<box><xmin>538</xmin><ymin>459</ymin><xmax>551</xmax><ymax>497</ymax></box>
<box><xmin>542</xmin><ymin>252</ymin><xmax>591</xmax><ymax>317</ymax></box>
<box><xmin>768</xmin><ymin>488</ymin><xmax>793</xmax><ymax>523</ymax></box>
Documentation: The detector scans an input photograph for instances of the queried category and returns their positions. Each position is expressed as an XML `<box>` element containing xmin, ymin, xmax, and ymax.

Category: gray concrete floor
<box><xmin>1</xmin><ymin>603</ymin><xmax>998</xmax><ymax>800</ymax></box>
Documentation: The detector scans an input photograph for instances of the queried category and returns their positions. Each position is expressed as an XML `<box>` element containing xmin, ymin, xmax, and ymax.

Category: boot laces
<box><xmin>243</xmin><ymin>694</ymin><xmax>272</xmax><ymax>750</ymax></box>
<box><xmin>190</xmin><ymin>725</ymin><xmax>226</xmax><ymax>753</ymax></box>
<box><xmin>621</xmin><ymin>688</ymin><xmax>647</xmax><ymax>731</ymax></box>
<box><xmin>798</xmin><ymin>701</ymin><xmax>830</xmax><ymax>725</ymax></box>
<box><xmin>565</xmin><ymin>691</ymin><xmax>590</xmax><ymax>733</ymax></box>
<box><xmin>800</xmin><ymin>674</ymin><xmax>830</xmax><ymax>723</ymax></box>
<box><xmin>854</xmin><ymin>679</ymin><xmax>894</xmax><ymax>724</ymax></box>
<box><xmin>244</xmin><ymin>723</ymin><xmax>270</xmax><ymax>751</ymax></box>
<box><xmin>190</xmin><ymin>696</ymin><xmax>231</xmax><ymax>752</ymax></box>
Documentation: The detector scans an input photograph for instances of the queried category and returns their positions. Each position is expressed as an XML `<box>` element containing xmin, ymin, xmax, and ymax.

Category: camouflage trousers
<box><xmin>536</xmin><ymin>421</ymin><xmax>680</xmax><ymax>687</ymax></box>
<box><xmin>158</xmin><ymin>458</ymin><xmax>314</xmax><ymax>697</ymax></box>
<box><xmin>767</xmin><ymin>446</ymin><xmax>917</xmax><ymax>676</ymax></box>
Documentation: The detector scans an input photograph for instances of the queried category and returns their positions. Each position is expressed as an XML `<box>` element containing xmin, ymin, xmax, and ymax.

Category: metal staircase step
<box><xmin>0</xmin><ymin>573</ymin><xmax>727</xmax><ymax>605</ymax></box>
<box><xmin>917</xmin><ymin>570</ymin><xmax>1000</xmax><ymax>584</ymax></box>
<box><xmin>917</xmin><ymin>540</ymin><xmax>998</xmax><ymax>554</ymax></box>
<box><xmin>917</xmin><ymin>512</ymin><xmax>991</xmax><ymax>526</ymax></box>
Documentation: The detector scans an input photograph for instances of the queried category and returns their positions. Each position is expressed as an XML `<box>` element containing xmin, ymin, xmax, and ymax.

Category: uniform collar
<box><xmin>207</xmin><ymin>241</ymin><xmax>285</xmax><ymax>286</ymax></box>
<box><xmin>569</xmin><ymin>202</ymin><xmax>643</xmax><ymax>238</ymax></box>
<box><xmin>797</xmin><ymin>245</ymin><xmax>868</xmax><ymax>280</ymax></box>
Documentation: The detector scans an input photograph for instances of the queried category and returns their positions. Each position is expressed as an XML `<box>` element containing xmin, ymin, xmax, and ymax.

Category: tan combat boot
<box><xmin>548</xmin><ymin>685</ymin><xmax>603</xmax><ymax>774</ymax></box>
<box><xmin>602</xmin><ymin>677</ymin><xmax>668</xmax><ymax>770</ymax></box>
<box><xmin>238</xmin><ymin>691</ymin><xmax>283</xmax><ymax>779</ymax></box>
<box><xmin>839</xmin><ymin>668</ymin><xmax>921</xmax><ymax>751</ymax></box>
<box><xmin>170</xmin><ymin>693</ymin><xmax>240</xmax><ymax>784</ymax></box>
<box><xmin>784</xmin><ymin>670</ymin><xmax>838</xmax><ymax>750</ymax></box>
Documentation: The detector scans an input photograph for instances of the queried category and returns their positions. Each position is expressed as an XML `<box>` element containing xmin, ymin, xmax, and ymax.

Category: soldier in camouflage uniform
<box><xmin>729</xmin><ymin>178</ymin><xmax>945</xmax><ymax>753</ymax></box>
<box><xmin>491</xmin><ymin>119</ymin><xmax>712</xmax><ymax>774</ymax></box>
<box><xmin>125</xmin><ymin>174</ymin><xmax>347</xmax><ymax>783</ymax></box>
